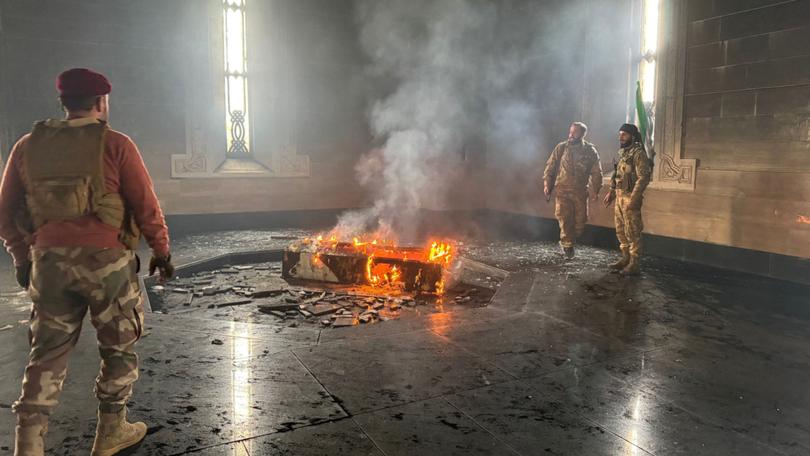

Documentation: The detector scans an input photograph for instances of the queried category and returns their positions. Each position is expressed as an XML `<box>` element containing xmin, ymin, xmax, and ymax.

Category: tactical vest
<box><xmin>21</xmin><ymin>120</ymin><xmax>141</xmax><ymax>249</ymax></box>
<box><xmin>614</xmin><ymin>144</ymin><xmax>642</xmax><ymax>192</ymax></box>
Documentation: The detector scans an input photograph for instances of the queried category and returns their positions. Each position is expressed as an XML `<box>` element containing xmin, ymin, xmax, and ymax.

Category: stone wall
<box><xmin>1</xmin><ymin>0</ymin><xmax>808</xmax><ymax>265</ymax></box>
<box><xmin>0</xmin><ymin>0</ymin><xmax>370</xmax><ymax>215</ymax></box>
<box><xmin>487</xmin><ymin>0</ymin><xmax>810</xmax><ymax>261</ymax></box>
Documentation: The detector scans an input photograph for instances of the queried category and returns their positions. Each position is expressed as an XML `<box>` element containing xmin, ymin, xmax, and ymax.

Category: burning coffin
<box><xmin>282</xmin><ymin>237</ymin><xmax>453</xmax><ymax>293</ymax></box>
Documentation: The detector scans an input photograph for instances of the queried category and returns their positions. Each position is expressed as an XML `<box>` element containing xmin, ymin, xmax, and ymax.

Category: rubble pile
<box><xmin>149</xmin><ymin>261</ymin><xmax>498</xmax><ymax>328</ymax></box>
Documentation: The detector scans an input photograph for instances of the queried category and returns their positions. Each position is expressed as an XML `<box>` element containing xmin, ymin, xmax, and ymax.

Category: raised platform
<box><xmin>164</xmin><ymin>209</ymin><xmax>810</xmax><ymax>286</ymax></box>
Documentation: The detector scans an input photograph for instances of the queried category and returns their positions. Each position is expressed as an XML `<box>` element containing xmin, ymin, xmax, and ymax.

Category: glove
<box><xmin>149</xmin><ymin>254</ymin><xmax>175</xmax><ymax>282</ymax></box>
<box><xmin>16</xmin><ymin>262</ymin><xmax>31</xmax><ymax>290</ymax></box>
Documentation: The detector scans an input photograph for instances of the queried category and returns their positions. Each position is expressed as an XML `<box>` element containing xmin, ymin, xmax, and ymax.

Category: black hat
<box><xmin>619</xmin><ymin>123</ymin><xmax>639</xmax><ymax>136</ymax></box>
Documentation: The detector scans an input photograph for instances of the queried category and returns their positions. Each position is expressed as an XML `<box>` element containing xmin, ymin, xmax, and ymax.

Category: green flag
<box><xmin>635</xmin><ymin>81</ymin><xmax>649</xmax><ymax>145</ymax></box>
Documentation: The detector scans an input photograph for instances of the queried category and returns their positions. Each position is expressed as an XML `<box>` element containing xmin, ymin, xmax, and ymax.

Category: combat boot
<box><xmin>620</xmin><ymin>256</ymin><xmax>640</xmax><ymax>276</ymax></box>
<box><xmin>14</xmin><ymin>412</ymin><xmax>47</xmax><ymax>456</ymax></box>
<box><xmin>563</xmin><ymin>246</ymin><xmax>575</xmax><ymax>259</ymax></box>
<box><xmin>91</xmin><ymin>407</ymin><xmax>147</xmax><ymax>456</ymax></box>
<box><xmin>608</xmin><ymin>248</ymin><xmax>630</xmax><ymax>271</ymax></box>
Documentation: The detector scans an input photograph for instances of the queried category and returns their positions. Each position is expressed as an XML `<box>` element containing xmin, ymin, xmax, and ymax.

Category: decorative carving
<box><xmin>278</xmin><ymin>155</ymin><xmax>310</xmax><ymax>177</ymax></box>
<box><xmin>227</xmin><ymin>110</ymin><xmax>249</xmax><ymax>155</ymax></box>
<box><xmin>649</xmin><ymin>0</ymin><xmax>697</xmax><ymax>192</ymax></box>
<box><xmin>658</xmin><ymin>153</ymin><xmax>692</xmax><ymax>183</ymax></box>
<box><xmin>173</xmin><ymin>153</ymin><xmax>207</xmax><ymax>174</ymax></box>
<box><xmin>172</xmin><ymin>127</ymin><xmax>210</xmax><ymax>178</ymax></box>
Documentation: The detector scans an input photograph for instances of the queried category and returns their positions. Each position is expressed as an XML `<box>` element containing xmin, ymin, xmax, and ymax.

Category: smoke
<box><xmin>335</xmin><ymin>0</ymin><xmax>589</xmax><ymax>241</ymax></box>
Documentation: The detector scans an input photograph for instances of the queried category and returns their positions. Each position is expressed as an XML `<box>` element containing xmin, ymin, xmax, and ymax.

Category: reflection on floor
<box><xmin>0</xmin><ymin>230</ymin><xmax>808</xmax><ymax>455</ymax></box>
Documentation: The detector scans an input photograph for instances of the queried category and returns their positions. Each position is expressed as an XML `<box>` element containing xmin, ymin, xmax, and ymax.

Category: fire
<box><xmin>302</xmin><ymin>233</ymin><xmax>455</xmax><ymax>294</ymax></box>
<box><xmin>428</xmin><ymin>241</ymin><xmax>452</xmax><ymax>264</ymax></box>
<box><xmin>389</xmin><ymin>265</ymin><xmax>401</xmax><ymax>283</ymax></box>
<box><xmin>366</xmin><ymin>255</ymin><xmax>378</xmax><ymax>286</ymax></box>
<box><xmin>365</xmin><ymin>259</ymin><xmax>405</xmax><ymax>288</ymax></box>
<box><xmin>435</xmin><ymin>279</ymin><xmax>445</xmax><ymax>295</ymax></box>
<box><xmin>313</xmin><ymin>234</ymin><xmax>338</xmax><ymax>249</ymax></box>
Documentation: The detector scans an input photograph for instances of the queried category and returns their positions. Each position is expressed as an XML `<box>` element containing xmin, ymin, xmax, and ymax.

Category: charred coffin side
<box><xmin>373</xmin><ymin>256</ymin><xmax>443</xmax><ymax>292</ymax></box>
<box><xmin>283</xmin><ymin>248</ymin><xmax>444</xmax><ymax>292</ymax></box>
<box><xmin>283</xmin><ymin>250</ymin><xmax>366</xmax><ymax>284</ymax></box>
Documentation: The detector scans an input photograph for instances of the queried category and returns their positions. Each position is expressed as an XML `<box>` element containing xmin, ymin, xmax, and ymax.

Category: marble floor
<box><xmin>0</xmin><ymin>230</ymin><xmax>808</xmax><ymax>455</ymax></box>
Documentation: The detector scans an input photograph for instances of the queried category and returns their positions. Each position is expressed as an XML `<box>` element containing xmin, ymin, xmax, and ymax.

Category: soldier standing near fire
<box><xmin>603</xmin><ymin>123</ymin><xmax>652</xmax><ymax>275</ymax></box>
<box><xmin>0</xmin><ymin>68</ymin><xmax>174</xmax><ymax>456</ymax></box>
<box><xmin>543</xmin><ymin>122</ymin><xmax>603</xmax><ymax>258</ymax></box>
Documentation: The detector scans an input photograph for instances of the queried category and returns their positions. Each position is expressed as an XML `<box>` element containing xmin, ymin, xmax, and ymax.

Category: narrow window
<box><xmin>638</xmin><ymin>0</ymin><xmax>659</xmax><ymax>120</ymax></box>
<box><xmin>223</xmin><ymin>0</ymin><xmax>251</xmax><ymax>156</ymax></box>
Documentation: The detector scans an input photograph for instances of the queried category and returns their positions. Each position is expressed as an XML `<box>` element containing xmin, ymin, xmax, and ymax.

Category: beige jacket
<box><xmin>543</xmin><ymin>140</ymin><xmax>602</xmax><ymax>195</ymax></box>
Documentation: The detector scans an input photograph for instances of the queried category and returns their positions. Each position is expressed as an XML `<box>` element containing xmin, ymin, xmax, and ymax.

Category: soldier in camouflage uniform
<box><xmin>0</xmin><ymin>69</ymin><xmax>174</xmax><ymax>456</ymax></box>
<box><xmin>603</xmin><ymin>123</ymin><xmax>652</xmax><ymax>275</ymax></box>
<box><xmin>544</xmin><ymin>122</ymin><xmax>603</xmax><ymax>258</ymax></box>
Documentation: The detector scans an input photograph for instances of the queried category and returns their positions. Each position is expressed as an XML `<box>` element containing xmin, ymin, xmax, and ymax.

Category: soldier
<box><xmin>603</xmin><ymin>123</ymin><xmax>652</xmax><ymax>275</ymax></box>
<box><xmin>0</xmin><ymin>68</ymin><xmax>174</xmax><ymax>456</ymax></box>
<box><xmin>543</xmin><ymin>121</ymin><xmax>603</xmax><ymax>258</ymax></box>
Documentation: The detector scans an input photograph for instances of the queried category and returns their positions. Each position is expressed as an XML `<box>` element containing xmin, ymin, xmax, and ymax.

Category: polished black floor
<box><xmin>0</xmin><ymin>230</ymin><xmax>808</xmax><ymax>455</ymax></box>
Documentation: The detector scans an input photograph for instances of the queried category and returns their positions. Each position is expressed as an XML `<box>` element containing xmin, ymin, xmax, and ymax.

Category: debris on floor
<box><xmin>148</xmin><ymin>258</ymin><xmax>502</xmax><ymax>328</ymax></box>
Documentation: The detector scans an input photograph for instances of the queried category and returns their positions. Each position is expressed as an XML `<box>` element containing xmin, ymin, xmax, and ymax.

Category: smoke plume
<box><xmin>335</xmin><ymin>0</ymin><xmax>590</xmax><ymax>241</ymax></box>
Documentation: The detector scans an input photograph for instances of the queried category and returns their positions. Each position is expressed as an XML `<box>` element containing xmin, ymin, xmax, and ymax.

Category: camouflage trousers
<box><xmin>614</xmin><ymin>190</ymin><xmax>644</xmax><ymax>257</ymax></box>
<box><xmin>12</xmin><ymin>247</ymin><xmax>143</xmax><ymax>415</ymax></box>
<box><xmin>555</xmin><ymin>190</ymin><xmax>588</xmax><ymax>248</ymax></box>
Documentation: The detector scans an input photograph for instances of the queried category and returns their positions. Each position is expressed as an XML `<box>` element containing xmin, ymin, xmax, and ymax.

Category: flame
<box><xmin>798</xmin><ymin>215</ymin><xmax>810</xmax><ymax>225</ymax></box>
<box><xmin>428</xmin><ymin>241</ymin><xmax>452</xmax><ymax>264</ymax></box>
<box><xmin>304</xmin><ymin>232</ymin><xmax>455</xmax><ymax>295</ymax></box>
<box><xmin>366</xmin><ymin>255</ymin><xmax>379</xmax><ymax>286</ymax></box>
<box><xmin>389</xmin><ymin>265</ymin><xmax>401</xmax><ymax>284</ymax></box>
<box><xmin>366</xmin><ymin>260</ymin><xmax>403</xmax><ymax>287</ymax></box>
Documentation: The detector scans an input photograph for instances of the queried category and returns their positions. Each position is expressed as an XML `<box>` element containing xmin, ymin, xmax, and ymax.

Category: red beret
<box><xmin>56</xmin><ymin>68</ymin><xmax>112</xmax><ymax>97</ymax></box>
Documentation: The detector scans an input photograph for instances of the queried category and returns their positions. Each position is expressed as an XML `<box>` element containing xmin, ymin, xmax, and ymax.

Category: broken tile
<box><xmin>332</xmin><ymin>315</ymin><xmax>355</xmax><ymax>327</ymax></box>
<box><xmin>211</xmin><ymin>299</ymin><xmax>253</xmax><ymax>308</ymax></box>
<box><xmin>303</xmin><ymin>303</ymin><xmax>344</xmax><ymax>317</ymax></box>
<box><xmin>202</xmin><ymin>286</ymin><xmax>218</xmax><ymax>296</ymax></box>
<box><xmin>257</xmin><ymin>302</ymin><xmax>300</xmax><ymax>313</ymax></box>
<box><xmin>249</xmin><ymin>289</ymin><xmax>287</xmax><ymax>299</ymax></box>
